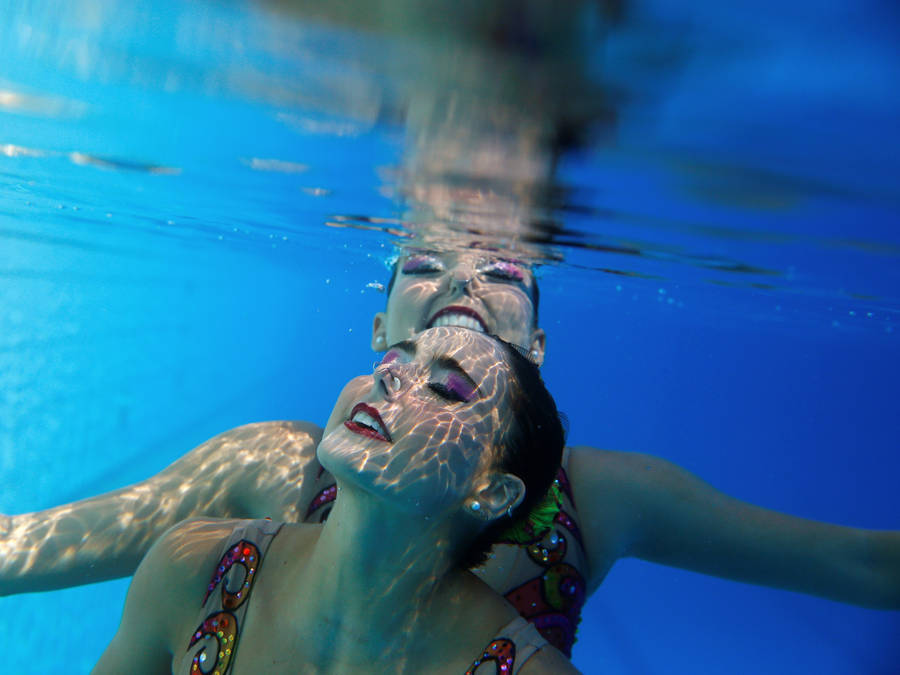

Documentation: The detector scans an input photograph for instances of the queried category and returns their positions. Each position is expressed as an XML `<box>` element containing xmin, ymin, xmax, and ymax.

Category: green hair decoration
<box><xmin>499</xmin><ymin>480</ymin><xmax>562</xmax><ymax>545</ymax></box>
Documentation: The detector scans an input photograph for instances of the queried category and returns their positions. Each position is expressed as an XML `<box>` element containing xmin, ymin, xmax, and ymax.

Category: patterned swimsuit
<box><xmin>179</xmin><ymin>519</ymin><xmax>549</xmax><ymax>674</ymax></box>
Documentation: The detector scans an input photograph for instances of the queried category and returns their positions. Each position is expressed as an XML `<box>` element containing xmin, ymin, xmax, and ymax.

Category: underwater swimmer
<box><xmin>95</xmin><ymin>328</ymin><xmax>577</xmax><ymax>674</ymax></box>
<box><xmin>2</xmin><ymin>248</ymin><xmax>900</xmax><ymax>657</ymax></box>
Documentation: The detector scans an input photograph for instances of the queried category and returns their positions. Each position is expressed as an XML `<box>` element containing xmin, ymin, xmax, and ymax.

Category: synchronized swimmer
<box><xmin>3</xmin><ymin>246</ymin><xmax>898</xmax><ymax>667</ymax></box>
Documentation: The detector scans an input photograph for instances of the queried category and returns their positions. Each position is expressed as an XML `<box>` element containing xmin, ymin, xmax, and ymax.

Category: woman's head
<box><xmin>371</xmin><ymin>249</ymin><xmax>546</xmax><ymax>365</ymax></box>
<box><xmin>318</xmin><ymin>327</ymin><xmax>563</xmax><ymax>542</ymax></box>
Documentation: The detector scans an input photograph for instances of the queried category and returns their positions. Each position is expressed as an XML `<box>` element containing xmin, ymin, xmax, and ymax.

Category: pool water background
<box><xmin>1</xmin><ymin>0</ymin><xmax>899</xmax><ymax>672</ymax></box>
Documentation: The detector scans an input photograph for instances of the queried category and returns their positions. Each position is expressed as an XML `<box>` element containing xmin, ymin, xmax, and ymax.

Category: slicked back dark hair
<box><xmin>460</xmin><ymin>336</ymin><xmax>564</xmax><ymax>568</ymax></box>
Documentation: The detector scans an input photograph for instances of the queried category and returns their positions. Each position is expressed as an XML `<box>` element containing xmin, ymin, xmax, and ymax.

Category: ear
<box><xmin>528</xmin><ymin>328</ymin><xmax>546</xmax><ymax>366</ymax></box>
<box><xmin>371</xmin><ymin>312</ymin><xmax>388</xmax><ymax>352</ymax></box>
<box><xmin>466</xmin><ymin>472</ymin><xmax>525</xmax><ymax>522</ymax></box>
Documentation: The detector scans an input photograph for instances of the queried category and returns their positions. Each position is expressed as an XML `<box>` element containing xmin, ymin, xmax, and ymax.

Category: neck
<box><xmin>292</xmin><ymin>483</ymin><xmax>469</xmax><ymax>662</ymax></box>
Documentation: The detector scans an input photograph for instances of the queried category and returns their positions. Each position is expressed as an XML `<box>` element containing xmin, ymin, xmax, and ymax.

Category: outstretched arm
<box><xmin>0</xmin><ymin>420</ymin><xmax>322</xmax><ymax>595</ymax></box>
<box><xmin>568</xmin><ymin>445</ymin><xmax>900</xmax><ymax>608</ymax></box>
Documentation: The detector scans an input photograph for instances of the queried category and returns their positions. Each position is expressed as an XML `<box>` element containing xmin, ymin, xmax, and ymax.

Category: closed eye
<box><xmin>402</xmin><ymin>255</ymin><xmax>444</xmax><ymax>275</ymax></box>
<box><xmin>481</xmin><ymin>260</ymin><xmax>525</xmax><ymax>283</ymax></box>
<box><xmin>428</xmin><ymin>382</ymin><xmax>468</xmax><ymax>403</ymax></box>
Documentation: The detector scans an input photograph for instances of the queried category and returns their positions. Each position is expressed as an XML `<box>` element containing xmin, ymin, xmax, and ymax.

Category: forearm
<box><xmin>0</xmin><ymin>421</ymin><xmax>322</xmax><ymax>596</ymax></box>
<box><xmin>0</xmin><ymin>482</ymin><xmax>216</xmax><ymax>595</ymax></box>
<box><xmin>628</xmin><ymin>465</ymin><xmax>900</xmax><ymax>609</ymax></box>
<box><xmin>568</xmin><ymin>446</ymin><xmax>900</xmax><ymax>610</ymax></box>
<box><xmin>820</xmin><ymin>527</ymin><xmax>900</xmax><ymax>609</ymax></box>
<box><xmin>647</xmin><ymin>513</ymin><xmax>900</xmax><ymax>609</ymax></box>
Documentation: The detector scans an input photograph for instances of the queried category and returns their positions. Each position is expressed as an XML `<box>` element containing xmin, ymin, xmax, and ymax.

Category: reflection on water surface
<box><xmin>1</xmin><ymin>0</ymin><xmax>898</xmax><ymax>673</ymax></box>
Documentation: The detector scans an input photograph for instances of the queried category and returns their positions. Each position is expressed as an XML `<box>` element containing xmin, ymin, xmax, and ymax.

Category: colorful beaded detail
<box><xmin>465</xmin><ymin>638</ymin><xmax>516</xmax><ymax>674</ymax></box>
<box><xmin>306</xmin><ymin>483</ymin><xmax>337</xmax><ymax>522</ymax></box>
<box><xmin>504</xmin><ymin>562</ymin><xmax>585</xmax><ymax>658</ymax></box>
<box><xmin>200</xmin><ymin>540</ymin><xmax>260</xmax><ymax>609</ymax></box>
<box><xmin>501</xmin><ymin>467</ymin><xmax>586</xmax><ymax>657</ymax></box>
<box><xmin>188</xmin><ymin>612</ymin><xmax>238</xmax><ymax>674</ymax></box>
<box><xmin>188</xmin><ymin>540</ymin><xmax>261</xmax><ymax>674</ymax></box>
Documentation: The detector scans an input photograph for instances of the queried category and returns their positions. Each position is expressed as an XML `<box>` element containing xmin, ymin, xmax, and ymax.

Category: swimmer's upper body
<box><xmin>3</xmin><ymin>249</ymin><xmax>900</xmax><ymax>655</ymax></box>
<box><xmin>94</xmin><ymin>328</ymin><xmax>578</xmax><ymax>674</ymax></box>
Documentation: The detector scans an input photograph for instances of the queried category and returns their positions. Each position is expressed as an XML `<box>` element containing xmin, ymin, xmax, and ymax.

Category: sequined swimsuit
<box><xmin>179</xmin><ymin>519</ymin><xmax>283</xmax><ymax>675</ymax></box>
<box><xmin>305</xmin><ymin>447</ymin><xmax>590</xmax><ymax>657</ymax></box>
<box><xmin>179</xmin><ymin>520</ymin><xmax>549</xmax><ymax>674</ymax></box>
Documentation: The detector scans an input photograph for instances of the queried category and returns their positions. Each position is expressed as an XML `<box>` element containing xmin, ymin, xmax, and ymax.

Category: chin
<box><xmin>315</xmin><ymin>432</ymin><xmax>357</xmax><ymax>479</ymax></box>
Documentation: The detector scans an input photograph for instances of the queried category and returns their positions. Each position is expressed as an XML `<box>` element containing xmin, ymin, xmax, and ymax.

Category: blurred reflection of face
<box><xmin>376</xmin><ymin>250</ymin><xmax>543</xmax><ymax>358</ymax></box>
<box><xmin>318</xmin><ymin>327</ymin><xmax>515</xmax><ymax>516</ymax></box>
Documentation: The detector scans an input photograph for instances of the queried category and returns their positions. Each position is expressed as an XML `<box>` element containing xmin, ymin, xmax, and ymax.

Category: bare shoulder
<box><xmin>153</xmin><ymin>518</ymin><xmax>266</xmax><ymax>636</ymax></box>
<box><xmin>564</xmin><ymin>446</ymin><xmax>673</xmax><ymax>587</ymax></box>
<box><xmin>153</xmin><ymin>517</ymin><xmax>246</xmax><ymax>567</ymax></box>
<box><xmin>153</xmin><ymin>421</ymin><xmax>326</xmax><ymax>522</ymax></box>
<box><xmin>566</xmin><ymin>445</ymin><xmax>680</xmax><ymax>504</ymax></box>
<box><xmin>144</xmin><ymin>518</ymin><xmax>243</xmax><ymax>608</ymax></box>
<box><xmin>519</xmin><ymin>646</ymin><xmax>582</xmax><ymax>674</ymax></box>
<box><xmin>97</xmin><ymin>518</ymin><xmax>243</xmax><ymax>672</ymax></box>
<box><xmin>567</xmin><ymin>444</ymin><xmax>656</xmax><ymax>478</ymax></box>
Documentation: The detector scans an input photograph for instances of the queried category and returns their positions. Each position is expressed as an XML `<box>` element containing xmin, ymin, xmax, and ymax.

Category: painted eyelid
<box><xmin>377</xmin><ymin>350</ymin><xmax>400</xmax><ymax>368</ymax></box>
<box><xmin>443</xmin><ymin>373</ymin><xmax>477</xmax><ymax>402</ymax></box>
<box><xmin>401</xmin><ymin>255</ymin><xmax>444</xmax><ymax>274</ymax></box>
<box><xmin>482</xmin><ymin>260</ymin><xmax>525</xmax><ymax>282</ymax></box>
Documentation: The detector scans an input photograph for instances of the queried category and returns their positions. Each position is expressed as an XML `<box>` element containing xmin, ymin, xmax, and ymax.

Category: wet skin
<box><xmin>2</xmin><ymin>248</ymin><xmax>898</xmax><ymax>639</ymax></box>
<box><xmin>95</xmin><ymin>328</ymin><xmax>577</xmax><ymax>674</ymax></box>
<box><xmin>319</xmin><ymin>327</ymin><xmax>520</xmax><ymax>517</ymax></box>
<box><xmin>373</xmin><ymin>249</ymin><xmax>546</xmax><ymax>362</ymax></box>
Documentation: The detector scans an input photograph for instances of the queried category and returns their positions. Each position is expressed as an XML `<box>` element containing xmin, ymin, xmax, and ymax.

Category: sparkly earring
<box><xmin>375</xmin><ymin>335</ymin><xmax>385</xmax><ymax>344</ymax></box>
<box><xmin>470</xmin><ymin>501</ymin><xmax>481</xmax><ymax>513</ymax></box>
<box><xmin>507</xmin><ymin>504</ymin><xmax>514</xmax><ymax>518</ymax></box>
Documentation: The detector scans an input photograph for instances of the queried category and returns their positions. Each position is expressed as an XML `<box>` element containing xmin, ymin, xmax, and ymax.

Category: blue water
<box><xmin>1</xmin><ymin>1</ymin><xmax>898</xmax><ymax>672</ymax></box>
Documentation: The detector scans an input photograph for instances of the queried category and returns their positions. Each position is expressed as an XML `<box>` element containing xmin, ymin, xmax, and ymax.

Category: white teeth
<box><xmin>431</xmin><ymin>313</ymin><xmax>485</xmax><ymax>332</ymax></box>
<box><xmin>351</xmin><ymin>410</ymin><xmax>386</xmax><ymax>437</ymax></box>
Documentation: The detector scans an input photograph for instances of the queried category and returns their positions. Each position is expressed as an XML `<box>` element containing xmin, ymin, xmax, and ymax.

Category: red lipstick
<box><xmin>345</xmin><ymin>402</ymin><xmax>392</xmax><ymax>442</ymax></box>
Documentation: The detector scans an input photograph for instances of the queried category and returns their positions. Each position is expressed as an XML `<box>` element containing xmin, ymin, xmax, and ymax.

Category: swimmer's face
<box><xmin>319</xmin><ymin>327</ymin><xmax>517</xmax><ymax>516</ymax></box>
<box><xmin>371</xmin><ymin>250</ymin><xmax>546</xmax><ymax>365</ymax></box>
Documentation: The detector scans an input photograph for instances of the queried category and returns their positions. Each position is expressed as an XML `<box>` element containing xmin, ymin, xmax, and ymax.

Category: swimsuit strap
<box><xmin>178</xmin><ymin>519</ymin><xmax>283</xmax><ymax>675</ymax></box>
<box><xmin>465</xmin><ymin>616</ymin><xmax>549</xmax><ymax>675</ymax></box>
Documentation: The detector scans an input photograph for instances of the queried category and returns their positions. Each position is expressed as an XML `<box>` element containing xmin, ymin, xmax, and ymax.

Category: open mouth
<box><xmin>427</xmin><ymin>306</ymin><xmax>487</xmax><ymax>333</ymax></box>
<box><xmin>345</xmin><ymin>403</ymin><xmax>392</xmax><ymax>442</ymax></box>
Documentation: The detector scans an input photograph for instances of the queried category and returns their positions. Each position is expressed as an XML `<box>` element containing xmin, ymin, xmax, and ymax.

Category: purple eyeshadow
<box><xmin>401</xmin><ymin>255</ymin><xmax>439</xmax><ymax>273</ymax></box>
<box><xmin>380</xmin><ymin>350</ymin><xmax>399</xmax><ymax>366</ymax></box>
<box><xmin>493</xmin><ymin>261</ymin><xmax>525</xmax><ymax>281</ymax></box>
<box><xmin>445</xmin><ymin>373</ymin><xmax>476</xmax><ymax>401</ymax></box>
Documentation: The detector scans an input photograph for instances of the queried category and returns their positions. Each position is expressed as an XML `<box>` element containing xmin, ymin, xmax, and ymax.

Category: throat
<box><xmin>297</xmin><ymin>496</ymin><xmax>458</xmax><ymax>644</ymax></box>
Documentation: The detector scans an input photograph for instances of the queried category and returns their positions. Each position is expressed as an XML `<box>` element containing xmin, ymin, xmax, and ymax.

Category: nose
<box><xmin>376</xmin><ymin>365</ymin><xmax>404</xmax><ymax>399</ymax></box>
<box><xmin>449</xmin><ymin>264</ymin><xmax>477</xmax><ymax>295</ymax></box>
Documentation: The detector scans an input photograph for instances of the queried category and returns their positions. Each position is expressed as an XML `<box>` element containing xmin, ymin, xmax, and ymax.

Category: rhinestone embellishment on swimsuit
<box><xmin>187</xmin><ymin>539</ymin><xmax>262</xmax><ymax>674</ymax></box>
<box><xmin>465</xmin><ymin>638</ymin><xmax>516</xmax><ymax>674</ymax></box>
